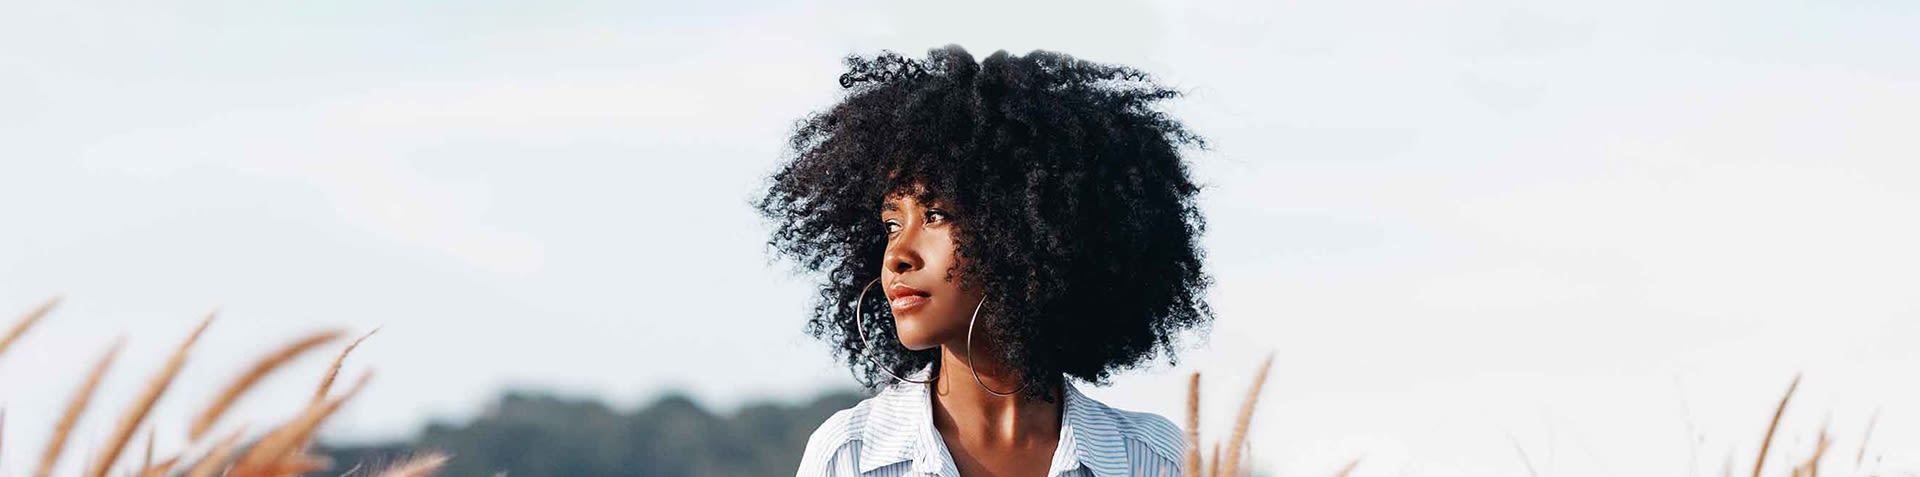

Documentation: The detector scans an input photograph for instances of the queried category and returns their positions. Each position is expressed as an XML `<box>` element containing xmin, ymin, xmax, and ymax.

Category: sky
<box><xmin>2</xmin><ymin>0</ymin><xmax>1917</xmax><ymax>475</ymax></box>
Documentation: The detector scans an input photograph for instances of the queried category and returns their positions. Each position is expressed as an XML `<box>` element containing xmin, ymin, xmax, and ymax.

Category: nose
<box><xmin>883</xmin><ymin>230</ymin><xmax>922</xmax><ymax>275</ymax></box>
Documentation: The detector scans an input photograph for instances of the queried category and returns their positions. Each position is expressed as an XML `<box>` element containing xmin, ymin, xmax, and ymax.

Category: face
<box><xmin>878</xmin><ymin>191</ymin><xmax>987</xmax><ymax>351</ymax></box>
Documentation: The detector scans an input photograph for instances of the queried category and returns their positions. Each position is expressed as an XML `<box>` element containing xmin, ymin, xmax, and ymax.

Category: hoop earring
<box><xmin>856</xmin><ymin>277</ymin><xmax>935</xmax><ymax>384</ymax></box>
<box><xmin>966</xmin><ymin>296</ymin><xmax>1029</xmax><ymax>397</ymax></box>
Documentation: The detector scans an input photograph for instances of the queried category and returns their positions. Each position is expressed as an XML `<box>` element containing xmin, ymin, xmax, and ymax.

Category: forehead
<box><xmin>879</xmin><ymin>181</ymin><xmax>938</xmax><ymax>211</ymax></box>
<box><xmin>880</xmin><ymin>193</ymin><xmax>928</xmax><ymax>212</ymax></box>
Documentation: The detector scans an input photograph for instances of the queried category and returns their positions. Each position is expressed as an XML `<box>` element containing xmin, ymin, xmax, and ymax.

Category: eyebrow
<box><xmin>880</xmin><ymin>201</ymin><xmax>900</xmax><ymax>212</ymax></box>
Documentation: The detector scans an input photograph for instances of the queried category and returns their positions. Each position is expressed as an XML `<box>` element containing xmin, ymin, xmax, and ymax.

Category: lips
<box><xmin>886</xmin><ymin>283</ymin><xmax>931</xmax><ymax>312</ymax></box>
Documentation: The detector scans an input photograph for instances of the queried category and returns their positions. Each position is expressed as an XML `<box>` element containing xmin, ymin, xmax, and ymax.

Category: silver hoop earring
<box><xmin>856</xmin><ymin>277</ymin><xmax>935</xmax><ymax>384</ymax></box>
<box><xmin>966</xmin><ymin>296</ymin><xmax>1029</xmax><ymax>397</ymax></box>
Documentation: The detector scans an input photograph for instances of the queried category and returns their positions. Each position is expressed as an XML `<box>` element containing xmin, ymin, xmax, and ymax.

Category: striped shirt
<box><xmin>796</xmin><ymin>365</ymin><xmax>1186</xmax><ymax>477</ymax></box>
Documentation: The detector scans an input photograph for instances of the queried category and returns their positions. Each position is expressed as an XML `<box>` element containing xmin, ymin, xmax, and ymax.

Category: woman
<box><xmin>757</xmin><ymin>45</ymin><xmax>1213</xmax><ymax>477</ymax></box>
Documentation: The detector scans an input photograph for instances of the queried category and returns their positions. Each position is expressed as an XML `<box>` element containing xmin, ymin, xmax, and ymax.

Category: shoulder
<box><xmin>1112</xmin><ymin>407</ymin><xmax>1188</xmax><ymax>466</ymax></box>
<box><xmin>1116</xmin><ymin>408</ymin><xmax>1187</xmax><ymax>464</ymax></box>
<box><xmin>795</xmin><ymin>393</ymin><xmax>881</xmax><ymax>476</ymax></box>
<box><xmin>801</xmin><ymin>405</ymin><xmax>862</xmax><ymax>454</ymax></box>
<box><xmin>1071</xmin><ymin>388</ymin><xmax>1188</xmax><ymax>467</ymax></box>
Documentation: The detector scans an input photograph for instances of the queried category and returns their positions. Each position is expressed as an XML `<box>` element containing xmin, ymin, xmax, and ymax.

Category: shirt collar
<box><xmin>855</xmin><ymin>364</ymin><xmax>1131</xmax><ymax>477</ymax></box>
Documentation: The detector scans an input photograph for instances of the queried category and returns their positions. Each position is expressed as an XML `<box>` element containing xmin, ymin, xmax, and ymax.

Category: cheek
<box><xmin>930</xmin><ymin>228</ymin><xmax>974</xmax><ymax>282</ymax></box>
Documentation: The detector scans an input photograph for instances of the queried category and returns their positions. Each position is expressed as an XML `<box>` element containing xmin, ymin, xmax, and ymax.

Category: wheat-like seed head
<box><xmin>1185</xmin><ymin>372</ymin><xmax>1201</xmax><ymax>477</ymax></box>
<box><xmin>1185</xmin><ymin>357</ymin><xmax>1273</xmax><ymax>477</ymax></box>
<box><xmin>370</xmin><ymin>453</ymin><xmax>450</xmax><ymax>477</ymax></box>
<box><xmin>1855</xmin><ymin>407</ymin><xmax>1880</xmax><ymax>469</ymax></box>
<box><xmin>231</xmin><ymin>371</ymin><xmax>372</xmax><ymax>476</ymax></box>
<box><xmin>1751</xmin><ymin>374</ymin><xmax>1802</xmax><ymax>477</ymax></box>
<box><xmin>4</xmin><ymin>298</ymin><xmax>436</xmax><ymax>477</ymax></box>
<box><xmin>192</xmin><ymin>330</ymin><xmax>345</xmax><ymax>440</ymax></box>
<box><xmin>1332</xmin><ymin>457</ymin><xmax>1362</xmax><ymax>477</ymax></box>
<box><xmin>84</xmin><ymin>313</ymin><xmax>212</xmax><ymax>477</ymax></box>
<box><xmin>37</xmin><ymin>339</ymin><xmax>121</xmax><ymax>477</ymax></box>
<box><xmin>185</xmin><ymin>427</ymin><xmax>249</xmax><ymax>477</ymax></box>
<box><xmin>1207</xmin><ymin>442</ymin><xmax>1220</xmax><ymax>477</ymax></box>
<box><xmin>0</xmin><ymin>296</ymin><xmax>60</xmax><ymax>363</ymax></box>
<box><xmin>1219</xmin><ymin>353</ymin><xmax>1273</xmax><ymax>477</ymax></box>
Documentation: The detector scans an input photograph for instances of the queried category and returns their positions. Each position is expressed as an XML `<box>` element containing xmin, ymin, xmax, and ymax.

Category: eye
<box><xmin>884</xmin><ymin>219</ymin><xmax>902</xmax><ymax>234</ymax></box>
<box><xmin>925</xmin><ymin>209</ymin><xmax>950</xmax><ymax>224</ymax></box>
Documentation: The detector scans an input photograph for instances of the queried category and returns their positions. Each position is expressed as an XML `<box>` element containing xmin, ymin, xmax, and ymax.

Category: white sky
<box><xmin>2</xmin><ymin>0</ymin><xmax>1916</xmax><ymax>475</ymax></box>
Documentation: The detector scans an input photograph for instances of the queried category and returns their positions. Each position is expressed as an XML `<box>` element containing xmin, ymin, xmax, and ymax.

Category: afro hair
<box><xmin>755</xmin><ymin>44</ymin><xmax>1213</xmax><ymax>402</ymax></box>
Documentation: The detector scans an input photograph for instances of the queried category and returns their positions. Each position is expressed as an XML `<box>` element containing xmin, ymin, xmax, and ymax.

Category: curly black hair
<box><xmin>755</xmin><ymin>44</ymin><xmax>1212</xmax><ymax>403</ymax></box>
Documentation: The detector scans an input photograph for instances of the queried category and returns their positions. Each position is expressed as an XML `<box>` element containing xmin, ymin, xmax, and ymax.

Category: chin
<box><xmin>891</xmin><ymin>315</ymin><xmax>947</xmax><ymax>351</ymax></box>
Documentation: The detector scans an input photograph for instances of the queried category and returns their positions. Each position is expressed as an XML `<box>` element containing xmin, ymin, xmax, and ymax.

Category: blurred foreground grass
<box><xmin>0</xmin><ymin>298</ymin><xmax>442</xmax><ymax>477</ymax></box>
<box><xmin>3</xmin><ymin>298</ymin><xmax>1900</xmax><ymax>476</ymax></box>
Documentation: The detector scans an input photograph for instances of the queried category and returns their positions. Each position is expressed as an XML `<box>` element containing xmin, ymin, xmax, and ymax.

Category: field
<box><xmin>4</xmin><ymin>298</ymin><xmax>1897</xmax><ymax>476</ymax></box>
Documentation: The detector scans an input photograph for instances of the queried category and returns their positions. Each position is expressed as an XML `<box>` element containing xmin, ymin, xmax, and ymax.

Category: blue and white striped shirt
<box><xmin>796</xmin><ymin>365</ymin><xmax>1186</xmax><ymax>477</ymax></box>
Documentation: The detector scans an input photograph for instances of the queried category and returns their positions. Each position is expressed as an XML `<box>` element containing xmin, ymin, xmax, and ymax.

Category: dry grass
<box><xmin>1185</xmin><ymin>353</ymin><xmax>1276</xmax><ymax>477</ymax></box>
<box><xmin>1751</xmin><ymin>375</ymin><xmax>1801</xmax><ymax>477</ymax></box>
<box><xmin>0</xmin><ymin>297</ymin><xmax>60</xmax><ymax>364</ymax></box>
<box><xmin>1854</xmin><ymin>408</ymin><xmax>1880</xmax><ymax>468</ymax></box>
<box><xmin>1185</xmin><ymin>372</ymin><xmax>1202</xmax><ymax>477</ymax></box>
<box><xmin>313</xmin><ymin>329</ymin><xmax>378</xmax><ymax>408</ymax></box>
<box><xmin>193</xmin><ymin>330</ymin><xmax>346</xmax><ymax>441</ymax></box>
<box><xmin>1181</xmin><ymin>363</ymin><xmax>1891</xmax><ymax>477</ymax></box>
<box><xmin>367</xmin><ymin>453</ymin><xmax>450</xmax><ymax>477</ymax></box>
<box><xmin>84</xmin><ymin>313</ymin><xmax>212</xmax><ymax>477</ymax></box>
<box><xmin>11</xmin><ymin>296</ymin><xmax>1894</xmax><ymax>477</ymax></box>
<box><xmin>37</xmin><ymin>339</ymin><xmax>122</xmax><ymax>477</ymax></box>
<box><xmin>0</xmin><ymin>298</ymin><xmax>448</xmax><ymax>477</ymax></box>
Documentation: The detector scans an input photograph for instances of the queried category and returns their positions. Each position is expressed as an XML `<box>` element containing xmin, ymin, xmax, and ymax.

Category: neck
<box><xmin>927</xmin><ymin>343</ymin><xmax>1062</xmax><ymax>447</ymax></box>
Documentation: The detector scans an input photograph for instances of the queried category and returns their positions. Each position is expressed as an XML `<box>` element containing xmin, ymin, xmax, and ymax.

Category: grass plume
<box><xmin>0</xmin><ymin>296</ymin><xmax>60</xmax><ymax>363</ymax></box>
<box><xmin>4</xmin><ymin>298</ymin><xmax>436</xmax><ymax>477</ymax></box>
<box><xmin>314</xmin><ymin>328</ymin><xmax>378</xmax><ymax>406</ymax></box>
<box><xmin>185</xmin><ymin>427</ymin><xmax>248</xmax><ymax>477</ymax></box>
<box><xmin>1751</xmin><ymin>374</ymin><xmax>1801</xmax><ymax>477</ymax></box>
<box><xmin>1332</xmin><ymin>457</ymin><xmax>1362</xmax><ymax>477</ymax></box>
<box><xmin>1185</xmin><ymin>372</ymin><xmax>1202</xmax><ymax>477</ymax></box>
<box><xmin>1220</xmin><ymin>353</ymin><xmax>1274</xmax><ymax>477</ymax></box>
<box><xmin>371</xmin><ymin>453</ymin><xmax>451</xmax><ymax>477</ymax></box>
<box><xmin>192</xmin><ymin>329</ymin><xmax>345</xmax><ymax>440</ymax></box>
<box><xmin>84</xmin><ymin>313</ymin><xmax>212</xmax><ymax>477</ymax></box>
<box><xmin>232</xmin><ymin>371</ymin><xmax>372</xmax><ymax>476</ymax></box>
<box><xmin>37</xmin><ymin>339</ymin><xmax>123</xmax><ymax>477</ymax></box>
<box><xmin>1855</xmin><ymin>407</ymin><xmax>1879</xmax><ymax>468</ymax></box>
<box><xmin>1187</xmin><ymin>354</ymin><xmax>1274</xmax><ymax>477</ymax></box>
